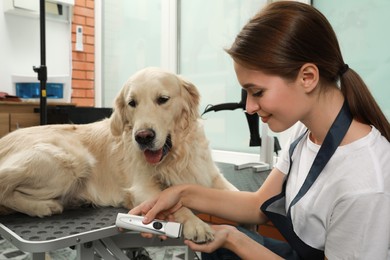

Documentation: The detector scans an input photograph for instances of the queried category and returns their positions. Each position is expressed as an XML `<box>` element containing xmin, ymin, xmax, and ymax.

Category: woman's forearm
<box><xmin>178</xmin><ymin>184</ymin><xmax>267</xmax><ymax>224</ymax></box>
<box><xmin>172</xmin><ymin>169</ymin><xmax>285</xmax><ymax>224</ymax></box>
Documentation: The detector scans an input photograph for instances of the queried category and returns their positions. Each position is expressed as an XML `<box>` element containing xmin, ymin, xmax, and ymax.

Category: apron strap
<box><xmin>260</xmin><ymin>101</ymin><xmax>353</xmax><ymax>260</ymax></box>
<box><xmin>287</xmin><ymin>101</ymin><xmax>352</xmax><ymax>217</ymax></box>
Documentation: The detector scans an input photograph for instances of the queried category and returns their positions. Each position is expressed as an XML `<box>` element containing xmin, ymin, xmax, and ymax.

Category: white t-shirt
<box><xmin>275</xmin><ymin>122</ymin><xmax>390</xmax><ymax>260</ymax></box>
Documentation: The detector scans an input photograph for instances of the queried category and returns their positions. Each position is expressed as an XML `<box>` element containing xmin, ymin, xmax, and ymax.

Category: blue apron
<box><xmin>260</xmin><ymin>101</ymin><xmax>353</xmax><ymax>260</ymax></box>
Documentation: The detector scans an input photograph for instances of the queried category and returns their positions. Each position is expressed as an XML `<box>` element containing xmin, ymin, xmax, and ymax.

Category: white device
<box><xmin>76</xmin><ymin>25</ymin><xmax>84</xmax><ymax>51</ymax></box>
<box><xmin>115</xmin><ymin>213</ymin><xmax>183</xmax><ymax>238</ymax></box>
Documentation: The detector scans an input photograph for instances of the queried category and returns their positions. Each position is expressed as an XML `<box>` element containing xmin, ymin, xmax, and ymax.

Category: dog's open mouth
<box><xmin>144</xmin><ymin>135</ymin><xmax>172</xmax><ymax>164</ymax></box>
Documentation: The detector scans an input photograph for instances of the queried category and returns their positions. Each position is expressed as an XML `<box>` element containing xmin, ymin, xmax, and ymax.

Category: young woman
<box><xmin>130</xmin><ymin>2</ymin><xmax>390</xmax><ymax>259</ymax></box>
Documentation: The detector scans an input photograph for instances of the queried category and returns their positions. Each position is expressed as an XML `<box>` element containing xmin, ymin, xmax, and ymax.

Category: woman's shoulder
<box><xmin>368</xmin><ymin>126</ymin><xmax>390</xmax><ymax>168</ymax></box>
<box><xmin>335</xmin><ymin>126</ymin><xmax>390</xmax><ymax>189</ymax></box>
<box><xmin>342</xmin><ymin>125</ymin><xmax>390</xmax><ymax>151</ymax></box>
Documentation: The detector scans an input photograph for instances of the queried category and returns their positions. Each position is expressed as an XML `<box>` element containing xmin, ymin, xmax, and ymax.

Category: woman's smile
<box><xmin>260</xmin><ymin>114</ymin><xmax>271</xmax><ymax>123</ymax></box>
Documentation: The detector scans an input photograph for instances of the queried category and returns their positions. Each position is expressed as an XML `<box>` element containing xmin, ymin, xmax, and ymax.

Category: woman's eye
<box><xmin>128</xmin><ymin>99</ymin><xmax>137</xmax><ymax>107</ymax></box>
<box><xmin>157</xmin><ymin>96</ymin><xmax>170</xmax><ymax>105</ymax></box>
<box><xmin>252</xmin><ymin>90</ymin><xmax>264</xmax><ymax>97</ymax></box>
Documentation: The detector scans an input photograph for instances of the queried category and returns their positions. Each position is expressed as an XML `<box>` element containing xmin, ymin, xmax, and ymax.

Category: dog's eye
<box><xmin>157</xmin><ymin>96</ymin><xmax>170</xmax><ymax>105</ymax></box>
<box><xmin>128</xmin><ymin>99</ymin><xmax>137</xmax><ymax>107</ymax></box>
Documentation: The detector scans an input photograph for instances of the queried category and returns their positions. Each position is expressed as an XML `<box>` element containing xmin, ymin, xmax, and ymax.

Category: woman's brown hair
<box><xmin>226</xmin><ymin>1</ymin><xmax>390</xmax><ymax>141</ymax></box>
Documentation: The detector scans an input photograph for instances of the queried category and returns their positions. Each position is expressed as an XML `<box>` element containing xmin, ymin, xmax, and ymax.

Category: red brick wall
<box><xmin>71</xmin><ymin>0</ymin><xmax>95</xmax><ymax>106</ymax></box>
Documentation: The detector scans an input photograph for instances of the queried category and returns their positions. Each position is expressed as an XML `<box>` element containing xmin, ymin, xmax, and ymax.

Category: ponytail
<box><xmin>341</xmin><ymin>68</ymin><xmax>390</xmax><ymax>141</ymax></box>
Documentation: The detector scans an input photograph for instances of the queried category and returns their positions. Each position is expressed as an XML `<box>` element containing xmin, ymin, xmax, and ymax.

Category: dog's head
<box><xmin>110</xmin><ymin>67</ymin><xmax>200</xmax><ymax>165</ymax></box>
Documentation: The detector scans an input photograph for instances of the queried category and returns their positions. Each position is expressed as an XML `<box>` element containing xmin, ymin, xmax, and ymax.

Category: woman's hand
<box><xmin>129</xmin><ymin>185</ymin><xmax>185</xmax><ymax>223</ymax></box>
<box><xmin>186</xmin><ymin>225</ymin><xmax>284</xmax><ymax>260</ymax></box>
<box><xmin>127</xmin><ymin>185</ymin><xmax>189</xmax><ymax>240</ymax></box>
<box><xmin>184</xmin><ymin>225</ymin><xmax>238</xmax><ymax>253</ymax></box>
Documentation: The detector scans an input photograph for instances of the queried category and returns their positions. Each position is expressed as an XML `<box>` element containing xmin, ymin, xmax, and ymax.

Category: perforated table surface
<box><xmin>0</xmin><ymin>206</ymin><xmax>128</xmax><ymax>253</ymax></box>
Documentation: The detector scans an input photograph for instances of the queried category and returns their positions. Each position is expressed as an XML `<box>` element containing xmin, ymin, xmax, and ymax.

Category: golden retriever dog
<box><xmin>0</xmin><ymin>67</ymin><xmax>237</xmax><ymax>242</ymax></box>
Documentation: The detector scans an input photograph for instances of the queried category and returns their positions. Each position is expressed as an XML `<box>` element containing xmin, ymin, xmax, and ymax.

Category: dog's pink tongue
<box><xmin>144</xmin><ymin>149</ymin><xmax>163</xmax><ymax>164</ymax></box>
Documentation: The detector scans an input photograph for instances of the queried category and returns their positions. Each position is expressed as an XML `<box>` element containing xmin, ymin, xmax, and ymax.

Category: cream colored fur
<box><xmin>0</xmin><ymin>67</ymin><xmax>237</xmax><ymax>242</ymax></box>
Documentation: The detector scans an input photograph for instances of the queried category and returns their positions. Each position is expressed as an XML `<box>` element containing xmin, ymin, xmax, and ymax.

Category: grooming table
<box><xmin>0</xmin><ymin>163</ymin><xmax>269</xmax><ymax>259</ymax></box>
<box><xmin>0</xmin><ymin>207</ymin><xmax>192</xmax><ymax>260</ymax></box>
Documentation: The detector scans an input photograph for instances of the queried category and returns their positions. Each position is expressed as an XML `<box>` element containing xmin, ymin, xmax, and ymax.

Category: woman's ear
<box><xmin>297</xmin><ymin>63</ymin><xmax>319</xmax><ymax>93</ymax></box>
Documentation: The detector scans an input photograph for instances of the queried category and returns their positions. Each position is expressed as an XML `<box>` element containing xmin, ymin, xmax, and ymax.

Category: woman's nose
<box><xmin>245</xmin><ymin>96</ymin><xmax>260</xmax><ymax>115</ymax></box>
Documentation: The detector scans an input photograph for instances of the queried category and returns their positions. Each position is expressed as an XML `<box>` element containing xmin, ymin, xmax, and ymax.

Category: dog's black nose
<box><xmin>135</xmin><ymin>129</ymin><xmax>155</xmax><ymax>145</ymax></box>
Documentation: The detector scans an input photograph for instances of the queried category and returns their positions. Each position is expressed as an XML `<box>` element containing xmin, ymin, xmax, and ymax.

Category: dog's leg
<box><xmin>0</xmin><ymin>145</ymin><xmax>93</xmax><ymax>217</ymax></box>
<box><xmin>173</xmin><ymin>207</ymin><xmax>214</xmax><ymax>243</ymax></box>
<box><xmin>8</xmin><ymin>191</ymin><xmax>63</xmax><ymax>217</ymax></box>
<box><xmin>0</xmin><ymin>163</ymin><xmax>64</xmax><ymax>217</ymax></box>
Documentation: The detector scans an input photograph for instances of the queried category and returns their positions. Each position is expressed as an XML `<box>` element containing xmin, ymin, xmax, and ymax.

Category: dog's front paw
<box><xmin>183</xmin><ymin>218</ymin><xmax>214</xmax><ymax>243</ymax></box>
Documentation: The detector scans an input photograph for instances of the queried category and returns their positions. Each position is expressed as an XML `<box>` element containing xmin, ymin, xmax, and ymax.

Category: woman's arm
<box><xmin>132</xmin><ymin>167</ymin><xmax>286</xmax><ymax>225</ymax></box>
<box><xmin>180</xmin><ymin>167</ymin><xmax>286</xmax><ymax>224</ymax></box>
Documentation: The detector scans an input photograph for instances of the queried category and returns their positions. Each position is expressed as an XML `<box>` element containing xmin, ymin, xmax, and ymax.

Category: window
<box><xmin>179</xmin><ymin>1</ymin><xmax>269</xmax><ymax>154</ymax></box>
<box><xmin>101</xmin><ymin>0</ymin><xmax>162</xmax><ymax>107</ymax></box>
<box><xmin>100</xmin><ymin>0</ymin><xmax>269</xmax><ymax>158</ymax></box>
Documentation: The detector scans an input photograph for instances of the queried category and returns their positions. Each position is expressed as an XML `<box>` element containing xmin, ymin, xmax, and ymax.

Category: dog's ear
<box><xmin>110</xmin><ymin>87</ymin><xmax>127</xmax><ymax>136</ymax></box>
<box><xmin>179</xmin><ymin>76</ymin><xmax>200</xmax><ymax>121</ymax></box>
<box><xmin>176</xmin><ymin>76</ymin><xmax>201</xmax><ymax>132</ymax></box>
